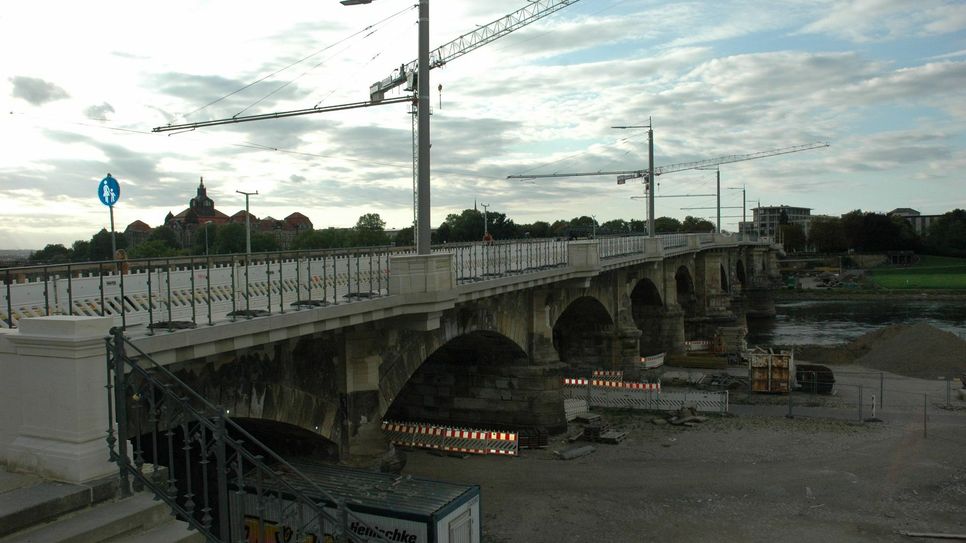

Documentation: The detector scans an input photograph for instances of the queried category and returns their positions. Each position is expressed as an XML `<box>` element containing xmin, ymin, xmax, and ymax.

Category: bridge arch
<box><xmin>553</xmin><ymin>295</ymin><xmax>617</xmax><ymax>376</ymax></box>
<box><xmin>736</xmin><ymin>259</ymin><xmax>747</xmax><ymax>288</ymax></box>
<box><xmin>630</xmin><ymin>278</ymin><xmax>671</xmax><ymax>357</ymax></box>
<box><xmin>720</xmin><ymin>263</ymin><xmax>730</xmax><ymax>293</ymax></box>
<box><xmin>675</xmin><ymin>265</ymin><xmax>697</xmax><ymax>315</ymax></box>
<box><xmin>384</xmin><ymin>330</ymin><xmax>541</xmax><ymax>428</ymax></box>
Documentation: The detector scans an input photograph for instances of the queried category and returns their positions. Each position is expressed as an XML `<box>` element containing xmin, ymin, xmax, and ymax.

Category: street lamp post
<box><xmin>204</xmin><ymin>221</ymin><xmax>213</xmax><ymax>255</ymax></box>
<box><xmin>612</xmin><ymin>119</ymin><xmax>655</xmax><ymax>237</ymax></box>
<box><xmin>236</xmin><ymin>190</ymin><xmax>258</xmax><ymax>254</ymax></box>
<box><xmin>344</xmin><ymin>0</ymin><xmax>431</xmax><ymax>254</ymax></box>
<box><xmin>481</xmin><ymin>202</ymin><xmax>490</xmax><ymax>238</ymax></box>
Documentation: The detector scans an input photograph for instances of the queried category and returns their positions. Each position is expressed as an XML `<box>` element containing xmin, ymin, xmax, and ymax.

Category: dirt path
<box><xmin>402</xmin><ymin>379</ymin><xmax>966</xmax><ymax>542</ymax></box>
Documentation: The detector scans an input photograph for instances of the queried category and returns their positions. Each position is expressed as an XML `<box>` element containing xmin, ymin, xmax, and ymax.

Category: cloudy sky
<box><xmin>2</xmin><ymin>0</ymin><xmax>964</xmax><ymax>249</ymax></box>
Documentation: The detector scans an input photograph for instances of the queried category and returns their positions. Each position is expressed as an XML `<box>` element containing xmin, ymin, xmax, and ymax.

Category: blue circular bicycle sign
<box><xmin>98</xmin><ymin>174</ymin><xmax>120</xmax><ymax>206</ymax></box>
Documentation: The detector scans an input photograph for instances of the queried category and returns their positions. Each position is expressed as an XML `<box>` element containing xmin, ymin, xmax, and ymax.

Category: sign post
<box><xmin>98</xmin><ymin>174</ymin><xmax>121</xmax><ymax>257</ymax></box>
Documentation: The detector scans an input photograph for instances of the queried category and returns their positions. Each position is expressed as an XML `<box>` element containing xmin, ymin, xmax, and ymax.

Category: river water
<box><xmin>745</xmin><ymin>298</ymin><xmax>966</xmax><ymax>346</ymax></box>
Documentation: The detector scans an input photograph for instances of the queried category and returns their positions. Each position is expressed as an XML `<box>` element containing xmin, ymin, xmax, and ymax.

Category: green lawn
<box><xmin>869</xmin><ymin>255</ymin><xmax>966</xmax><ymax>289</ymax></box>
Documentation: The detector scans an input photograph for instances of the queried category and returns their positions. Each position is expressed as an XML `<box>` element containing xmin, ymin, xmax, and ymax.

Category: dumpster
<box><xmin>239</xmin><ymin>459</ymin><xmax>481</xmax><ymax>543</ymax></box>
<box><xmin>747</xmin><ymin>348</ymin><xmax>793</xmax><ymax>393</ymax></box>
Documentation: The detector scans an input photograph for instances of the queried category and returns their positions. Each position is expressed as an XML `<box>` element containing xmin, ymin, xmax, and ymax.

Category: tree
<box><xmin>681</xmin><ymin>216</ymin><xmax>714</xmax><ymax>233</ymax></box>
<box><xmin>778</xmin><ymin>223</ymin><xmax>806</xmax><ymax>252</ymax></box>
<box><xmin>251</xmin><ymin>232</ymin><xmax>279</xmax><ymax>253</ymax></box>
<box><xmin>213</xmin><ymin>223</ymin><xmax>247</xmax><ymax>254</ymax></box>
<box><xmin>89</xmin><ymin>229</ymin><xmax>127</xmax><ymax>260</ymax></box>
<box><xmin>354</xmin><ymin>213</ymin><xmax>389</xmax><ymax>246</ymax></box>
<box><xmin>549</xmin><ymin>220</ymin><xmax>569</xmax><ymax>237</ymax></box>
<box><xmin>128</xmin><ymin>240</ymin><xmax>180</xmax><ymax>259</ymax></box>
<box><xmin>147</xmin><ymin>226</ymin><xmax>179</xmax><ymax>250</ymax></box>
<box><xmin>29</xmin><ymin>244</ymin><xmax>70</xmax><ymax>264</ymax></box>
<box><xmin>394</xmin><ymin>226</ymin><xmax>415</xmax><ymax>246</ymax></box>
<box><xmin>841</xmin><ymin>210</ymin><xmax>866</xmax><ymax>250</ymax></box>
<box><xmin>925</xmin><ymin>209</ymin><xmax>966</xmax><ymax>257</ymax></box>
<box><xmin>808</xmin><ymin>217</ymin><xmax>847</xmax><ymax>253</ymax></box>
<box><xmin>441</xmin><ymin>209</ymin><xmax>486</xmax><ymax>242</ymax></box>
<box><xmin>654</xmin><ymin>216</ymin><xmax>682</xmax><ymax>234</ymax></box>
<box><xmin>292</xmin><ymin>228</ymin><xmax>352</xmax><ymax>250</ymax></box>
<box><xmin>628</xmin><ymin>219</ymin><xmax>647</xmax><ymax>234</ymax></box>
<box><xmin>600</xmin><ymin>219</ymin><xmax>629</xmax><ymax>235</ymax></box>
<box><xmin>862</xmin><ymin>213</ymin><xmax>901</xmax><ymax>252</ymax></box>
<box><xmin>191</xmin><ymin>223</ymin><xmax>219</xmax><ymax>255</ymax></box>
<box><xmin>70</xmin><ymin>240</ymin><xmax>91</xmax><ymax>262</ymax></box>
<box><xmin>519</xmin><ymin>221</ymin><xmax>550</xmax><ymax>238</ymax></box>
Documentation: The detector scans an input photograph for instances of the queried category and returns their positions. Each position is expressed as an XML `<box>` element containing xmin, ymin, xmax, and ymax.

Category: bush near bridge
<box><xmin>868</xmin><ymin>255</ymin><xmax>966</xmax><ymax>289</ymax></box>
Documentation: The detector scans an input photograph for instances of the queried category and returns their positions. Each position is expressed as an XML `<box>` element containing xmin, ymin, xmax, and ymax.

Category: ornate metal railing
<box><xmin>1</xmin><ymin>246</ymin><xmax>393</xmax><ymax>330</ymax></box>
<box><xmin>105</xmin><ymin>328</ymin><xmax>387</xmax><ymax>542</ymax></box>
<box><xmin>3</xmin><ymin>235</ymin><xmax>764</xmax><ymax>329</ymax></box>
<box><xmin>445</xmin><ymin>238</ymin><xmax>568</xmax><ymax>283</ymax></box>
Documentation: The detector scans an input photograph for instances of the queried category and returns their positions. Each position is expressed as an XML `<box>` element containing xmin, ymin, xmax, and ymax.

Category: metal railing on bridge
<box><xmin>443</xmin><ymin>238</ymin><xmax>568</xmax><ymax>283</ymax></box>
<box><xmin>1</xmin><ymin>234</ymin><xmax>763</xmax><ymax>330</ymax></box>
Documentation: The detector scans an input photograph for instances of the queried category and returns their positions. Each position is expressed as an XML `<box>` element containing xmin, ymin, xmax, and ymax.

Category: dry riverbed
<box><xmin>402</xmin><ymin>380</ymin><xmax>966</xmax><ymax>542</ymax></box>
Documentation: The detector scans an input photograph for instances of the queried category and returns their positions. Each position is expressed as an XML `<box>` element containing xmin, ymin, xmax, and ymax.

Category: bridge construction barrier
<box><xmin>591</xmin><ymin>370</ymin><xmax>623</xmax><ymax>382</ymax></box>
<box><xmin>563</xmin><ymin>378</ymin><xmax>728</xmax><ymax>413</ymax></box>
<box><xmin>381</xmin><ymin>421</ymin><xmax>519</xmax><ymax>456</ymax></box>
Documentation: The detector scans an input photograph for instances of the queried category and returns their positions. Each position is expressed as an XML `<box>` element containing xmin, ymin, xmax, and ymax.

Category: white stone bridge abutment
<box><xmin>0</xmin><ymin>236</ymin><xmax>780</xmax><ymax>478</ymax></box>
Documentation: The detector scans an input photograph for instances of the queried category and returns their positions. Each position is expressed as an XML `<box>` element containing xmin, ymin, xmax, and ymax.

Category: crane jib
<box><xmin>369</xmin><ymin>0</ymin><xmax>583</xmax><ymax>102</ymax></box>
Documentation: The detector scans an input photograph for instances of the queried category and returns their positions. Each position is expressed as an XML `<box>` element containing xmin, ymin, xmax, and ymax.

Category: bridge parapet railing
<box><xmin>597</xmin><ymin>234</ymin><xmax>649</xmax><ymax>259</ymax></box>
<box><xmin>0</xmin><ymin>246</ymin><xmax>393</xmax><ymax>330</ymax></box>
<box><xmin>445</xmin><ymin>238</ymin><xmax>568</xmax><ymax>284</ymax></box>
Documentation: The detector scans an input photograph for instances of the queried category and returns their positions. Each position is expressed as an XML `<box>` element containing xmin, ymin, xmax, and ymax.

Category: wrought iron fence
<box><xmin>105</xmin><ymin>328</ymin><xmax>387</xmax><ymax>543</ymax></box>
<box><xmin>3</xmin><ymin>235</ymin><xmax>761</xmax><ymax>329</ymax></box>
<box><xmin>597</xmin><ymin>234</ymin><xmax>648</xmax><ymax>259</ymax></box>
<box><xmin>447</xmin><ymin>238</ymin><xmax>568</xmax><ymax>284</ymax></box>
<box><xmin>0</xmin><ymin>247</ymin><xmax>393</xmax><ymax>330</ymax></box>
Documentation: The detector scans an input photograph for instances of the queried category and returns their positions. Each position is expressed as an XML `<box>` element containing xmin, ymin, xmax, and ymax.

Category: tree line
<box><xmin>778</xmin><ymin>209</ymin><xmax>966</xmax><ymax>257</ymax></box>
<box><xmin>26</xmin><ymin>209</ymin><xmax>716</xmax><ymax>264</ymax></box>
<box><xmin>26</xmin><ymin>206</ymin><xmax>965</xmax><ymax>264</ymax></box>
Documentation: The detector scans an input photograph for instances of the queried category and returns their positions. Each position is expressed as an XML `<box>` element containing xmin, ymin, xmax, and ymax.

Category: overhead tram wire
<box><xmin>234</xmin><ymin>6</ymin><xmax>415</xmax><ymax>118</ymax></box>
<box><xmin>311</xmin><ymin>16</ymin><xmax>418</xmax><ymax>110</ymax></box>
<box><xmin>7</xmin><ymin>110</ymin><xmax>416</xmax><ymax>169</ymax></box>
<box><xmin>178</xmin><ymin>3</ymin><xmax>416</xmax><ymax>122</ymax></box>
<box><xmin>513</xmin><ymin>131</ymin><xmax>651</xmax><ymax>178</ymax></box>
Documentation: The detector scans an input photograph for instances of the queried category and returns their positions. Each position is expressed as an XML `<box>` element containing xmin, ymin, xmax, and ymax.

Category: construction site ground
<box><xmin>403</xmin><ymin>364</ymin><xmax>966</xmax><ymax>543</ymax></box>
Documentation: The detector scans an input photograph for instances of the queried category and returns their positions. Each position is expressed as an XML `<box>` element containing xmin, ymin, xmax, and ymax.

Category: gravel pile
<box><xmin>851</xmin><ymin>323</ymin><xmax>966</xmax><ymax>379</ymax></box>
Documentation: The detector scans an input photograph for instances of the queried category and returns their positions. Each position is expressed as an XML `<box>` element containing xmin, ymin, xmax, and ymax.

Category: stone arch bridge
<box><xmin>0</xmin><ymin>234</ymin><xmax>780</xmax><ymax>477</ymax></box>
<box><xmin>127</xmin><ymin>235</ymin><xmax>779</xmax><ymax>457</ymax></box>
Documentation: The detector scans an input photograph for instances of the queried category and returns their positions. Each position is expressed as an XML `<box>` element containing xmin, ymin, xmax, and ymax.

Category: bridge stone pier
<box><xmin>0</xmin><ymin>235</ymin><xmax>780</xmax><ymax>477</ymax></box>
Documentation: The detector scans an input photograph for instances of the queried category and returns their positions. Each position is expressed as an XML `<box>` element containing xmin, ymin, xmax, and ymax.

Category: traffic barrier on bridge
<box><xmin>381</xmin><ymin>421</ymin><xmax>519</xmax><ymax>456</ymax></box>
<box><xmin>591</xmin><ymin>370</ymin><xmax>624</xmax><ymax>382</ymax></box>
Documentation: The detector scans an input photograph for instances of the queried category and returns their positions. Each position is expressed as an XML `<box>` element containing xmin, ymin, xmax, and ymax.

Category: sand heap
<box><xmin>849</xmin><ymin>323</ymin><xmax>966</xmax><ymax>379</ymax></box>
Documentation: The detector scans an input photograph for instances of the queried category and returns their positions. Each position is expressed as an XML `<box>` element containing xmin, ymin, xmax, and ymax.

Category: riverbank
<box><xmin>773</xmin><ymin>288</ymin><xmax>966</xmax><ymax>301</ymax></box>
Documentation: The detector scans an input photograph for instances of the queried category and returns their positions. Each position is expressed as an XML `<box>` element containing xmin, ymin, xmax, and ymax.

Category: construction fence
<box><xmin>381</xmin><ymin>421</ymin><xmax>519</xmax><ymax>456</ymax></box>
<box><xmin>562</xmin><ymin>378</ymin><xmax>729</xmax><ymax>414</ymax></box>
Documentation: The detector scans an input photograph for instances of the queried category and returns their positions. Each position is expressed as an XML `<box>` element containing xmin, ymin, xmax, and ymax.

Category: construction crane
<box><xmin>508</xmin><ymin>140</ymin><xmax>829</xmax><ymax>235</ymax></box>
<box><xmin>152</xmin><ymin>0</ymin><xmax>583</xmax><ymax>132</ymax></box>
<box><xmin>369</xmin><ymin>0</ymin><xmax>582</xmax><ymax>101</ymax></box>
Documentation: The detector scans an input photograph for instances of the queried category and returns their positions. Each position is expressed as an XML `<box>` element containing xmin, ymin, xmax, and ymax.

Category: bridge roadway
<box><xmin>0</xmin><ymin>233</ymin><xmax>769</xmax><ymax>364</ymax></box>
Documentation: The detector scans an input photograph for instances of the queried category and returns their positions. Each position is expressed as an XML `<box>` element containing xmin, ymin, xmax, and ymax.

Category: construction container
<box><xmin>239</xmin><ymin>458</ymin><xmax>481</xmax><ymax>543</ymax></box>
<box><xmin>747</xmin><ymin>348</ymin><xmax>793</xmax><ymax>393</ymax></box>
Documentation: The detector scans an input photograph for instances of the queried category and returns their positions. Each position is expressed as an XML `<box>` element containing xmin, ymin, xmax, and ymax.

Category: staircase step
<box><xmin>0</xmin><ymin>493</ymin><xmax>170</xmax><ymax>543</ymax></box>
<box><xmin>0</xmin><ymin>474</ymin><xmax>118</xmax><ymax>538</ymax></box>
<box><xmin>110</xmin><ymin>518</ymin><xmax>206</xmax><ymax>543</ymax></box>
